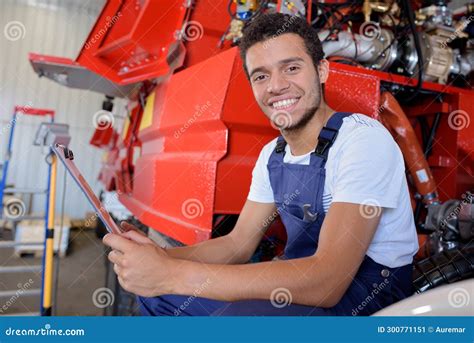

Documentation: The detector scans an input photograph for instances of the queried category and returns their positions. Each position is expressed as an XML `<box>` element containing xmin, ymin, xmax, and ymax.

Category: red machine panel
<box><xmin>76</xmin><ymin>0</ymin><xmax>189</xmax><ymax>85</ymax></box>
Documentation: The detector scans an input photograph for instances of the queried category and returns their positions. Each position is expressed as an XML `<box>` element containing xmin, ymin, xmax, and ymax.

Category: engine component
<box><xmin>279</xmin><ymin>0</ymin><xmax>306</xmax><ymax>17</ymax></box>
<box><xmin>412</xmin><ymin>244</ymin><xmax>473</xmax><ymax>293</ymax></box>
<box><xmin>424</xmin><ymin>192</ymin><xmax>474</xmax><ymax>248</ymax></box>
<box><xmin>379</xmin><ymin>92</ymin><xmax>439</xmax><ymax>205</ymax></box>
<box><xmin>315</xmin><ymin>0</ymin><xmax>473</xmax><ymax>84</ymax></box>
<box><xmin>319</xmin><ymin>28</ymin><xmax>398</xmax><ymax>70</ymax></box>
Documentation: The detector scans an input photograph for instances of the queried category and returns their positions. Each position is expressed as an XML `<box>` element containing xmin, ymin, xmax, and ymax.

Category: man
<box><xmin>104</xmin><ymin>13</ymin><xmax>418</xmax><ymax>316</ymax></box>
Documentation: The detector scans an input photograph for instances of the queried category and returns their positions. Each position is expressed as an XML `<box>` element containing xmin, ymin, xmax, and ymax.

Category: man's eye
<box><xmin>253</xmin><ymin>75</ymin><xmax>267</xmax><ymax>82</ymax></box>
<box><xmin>286</xmin><ymin>66</ymin><xmax>300</xmax><ymax>72</ymax></box>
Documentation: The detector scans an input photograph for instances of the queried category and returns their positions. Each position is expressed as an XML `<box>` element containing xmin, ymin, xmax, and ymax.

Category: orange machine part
<box><xmin>379</xmin><ymin>92</ymin><xmax>439</xmax><ymax>205</ymax></box>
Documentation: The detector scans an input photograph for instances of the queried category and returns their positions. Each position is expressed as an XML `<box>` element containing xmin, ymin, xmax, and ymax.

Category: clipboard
<box><xmin>52</xmin><ymin>143</ymin><xmax>123</xmax><ymax>234</ymax></box>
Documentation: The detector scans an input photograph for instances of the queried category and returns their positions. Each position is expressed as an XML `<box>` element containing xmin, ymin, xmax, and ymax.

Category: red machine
<box><xmin>29</xmin><ymin>0</ymin><xmax>473</xmax><ymax>280</ymax></box>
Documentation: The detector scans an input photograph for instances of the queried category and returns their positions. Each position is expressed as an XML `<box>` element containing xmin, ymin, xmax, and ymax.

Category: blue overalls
<box><xmin>137</xmin><ymin>112</ymin><xmax>413</xmax><ymax>316</ymax></box>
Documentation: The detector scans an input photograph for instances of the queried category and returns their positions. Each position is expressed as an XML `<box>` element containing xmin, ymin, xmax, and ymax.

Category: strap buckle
<box><xmin>314</xmin><ymin>127</ymin><xmax>338</xmax><ymax>159</ymax></box>
<box><xmin>275</xmin><ymin>138</ymin><xmax>287</xmax><ymax>153</ymax></box>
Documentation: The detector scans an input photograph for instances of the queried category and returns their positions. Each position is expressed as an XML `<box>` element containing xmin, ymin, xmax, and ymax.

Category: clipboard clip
<box><xmin>55</xmin><ymin>143</ymin><xmax>74</xmax><ymax>160</ymax></box>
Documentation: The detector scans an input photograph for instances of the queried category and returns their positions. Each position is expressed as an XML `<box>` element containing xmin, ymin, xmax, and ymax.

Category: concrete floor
<box><xmin>0</xmin><ymin>228</ymin><xmax>107</xmax><ymax>316</ymax></box>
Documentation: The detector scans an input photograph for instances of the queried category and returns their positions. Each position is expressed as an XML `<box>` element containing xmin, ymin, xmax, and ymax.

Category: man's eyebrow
<box><xmin>249</xmin><ymin>57</ymin><xmax>305</xmax><ymax>78</ymax></box>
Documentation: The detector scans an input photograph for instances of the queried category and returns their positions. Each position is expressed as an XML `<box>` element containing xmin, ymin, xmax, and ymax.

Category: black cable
<box><xmin>227</xmin><ymin>0</ymin><xmax>236</xmax><ymax>18</ymax></box>
<box><xmin>424</xmin><ymin>112</ymin><xmax>441</xmax><ymax>158</ymax></box>
<box><xmin>400</xmin><ymin>0</ymin><xmax>424</xmax><ymax>102</ymax></box>
<box><xmin>414</xmin><ymin>112</ymin><xmax>441</xmax><ymax>227</ymax></box>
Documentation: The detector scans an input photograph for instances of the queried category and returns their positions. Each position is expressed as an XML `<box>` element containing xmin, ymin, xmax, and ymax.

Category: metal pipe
<box><xmin>0</xmin><ymin>289</ymin><xmax>41</xmax><ymax>298</ymax></box>
<box><xmin>379</xmin><ymin>92</ymin><xmax>439</xmax><ymax>205</ymax></box>
<box><xmin>0</xmin><ymin>265</ymin><xmax>42</xmax><ymax>273</ymax></box>
<box><xmin>41</xmin><ymin>152</ymin><xmax>57</xmax><ymax>316</ymax></box>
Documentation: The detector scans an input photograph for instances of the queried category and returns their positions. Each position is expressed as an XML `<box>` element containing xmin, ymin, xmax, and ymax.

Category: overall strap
<box><xmin>272</xmin><ymin>112</ymin><xmax>353</xmax><ymax>160</ymax></box>
<box><xmin>313</xmin><ymin>112</ymin><xmax>352</xmax><ymax>163</ymax></box>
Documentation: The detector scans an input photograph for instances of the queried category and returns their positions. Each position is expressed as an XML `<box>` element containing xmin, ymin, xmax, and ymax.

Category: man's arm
<box><xmin>172</xmin><ymin>202</ymin><xmax>381</xmax><ymax>307</ymax></box>
<box><xmin>165</xmin><ymin>200</ymin><xmax>277</xmax><ymax>264</ymax></box>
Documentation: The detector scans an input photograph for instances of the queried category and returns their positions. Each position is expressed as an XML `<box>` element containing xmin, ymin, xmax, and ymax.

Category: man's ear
<box><xmin>317</xmin><ymin>59</ymin><xmax>330</xmax><ymax>84</ymax></box>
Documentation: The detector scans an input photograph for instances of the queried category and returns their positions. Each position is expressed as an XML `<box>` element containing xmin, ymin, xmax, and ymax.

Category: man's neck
<box><xmin>282</xmin><ymin>104</ymin><xmax>335</xmax><ymax>156</ymax></box>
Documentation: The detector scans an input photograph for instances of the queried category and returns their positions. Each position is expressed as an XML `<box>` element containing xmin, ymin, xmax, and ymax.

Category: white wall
<box><xmin>0</xmin><ymin>0</ymin><xmax>118</xmax><ymax>219</ymax></box>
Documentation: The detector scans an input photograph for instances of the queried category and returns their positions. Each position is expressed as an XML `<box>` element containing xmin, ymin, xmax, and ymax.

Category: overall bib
<box><xmin>137</xmin><ymin>112</ymin><xmax>413</xmax><ymax>316</ymax></box>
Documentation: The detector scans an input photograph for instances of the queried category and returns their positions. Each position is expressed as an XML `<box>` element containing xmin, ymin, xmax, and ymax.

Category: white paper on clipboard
<box><xmin>52</xmin><ymin>143</ymin><xmax>123</xmax><ymax>234</ymax></box>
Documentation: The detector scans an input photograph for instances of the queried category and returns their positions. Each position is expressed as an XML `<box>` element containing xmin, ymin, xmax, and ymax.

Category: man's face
<box><xmin>245</xmin><ymin>33</ymin><xmax>327</xmax><ymax>131</ymax></box>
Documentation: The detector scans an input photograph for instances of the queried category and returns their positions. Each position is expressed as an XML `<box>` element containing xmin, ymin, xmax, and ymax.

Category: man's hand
<box><xmin>103</xmin><ymin>222</ymin><xmax>176</xmax><ymax>297</ymax></box>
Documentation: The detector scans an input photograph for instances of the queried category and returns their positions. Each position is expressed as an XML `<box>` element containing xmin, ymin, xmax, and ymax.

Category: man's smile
<box><xmin>268</xmin><ymin>96</ymin><xmax>301</xmax><ymax>111</ymax></box>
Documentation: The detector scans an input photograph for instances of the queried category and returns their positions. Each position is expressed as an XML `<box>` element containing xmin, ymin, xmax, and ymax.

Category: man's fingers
<box><xmin>108</xmin><ymin>249</ymin><xmax>124</xmax><ymax>265</ymax></box>
<box><xmin>113</xmin><ymin>263</ymin><xmax>121</xmax><ymax>276</ymax></box>
<box><xmin>120</xmin><ymin>221</ymin><xmax>146</xmax><ymax>236</ymax></box>
<box><xmin>121</xmin><ymin>230</ymin><xmax>153</xmax><ymax>244</ymax></box>
<box><xmin>103</xmin><ymin>233</ymin><xmax>136</xmax><ymax>252</ymax></box>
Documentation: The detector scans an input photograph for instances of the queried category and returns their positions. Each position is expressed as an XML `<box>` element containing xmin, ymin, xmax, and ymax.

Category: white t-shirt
<box><xmin>248</xmin><ymin>113</ymin><xmax>418</xmax><ymax>268</ymax></box>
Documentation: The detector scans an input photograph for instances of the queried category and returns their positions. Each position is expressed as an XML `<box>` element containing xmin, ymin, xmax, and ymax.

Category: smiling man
<box><xmin>103</xmin><ymin>13</ymin><xmax>418</xmax><ymax>316</ymax></box>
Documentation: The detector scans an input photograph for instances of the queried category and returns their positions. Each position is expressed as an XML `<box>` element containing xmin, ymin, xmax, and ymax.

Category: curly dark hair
<box><xmin>238</xmin><ymin>13</ymin><xmax>325</xmax><ymax>79</ymax></box>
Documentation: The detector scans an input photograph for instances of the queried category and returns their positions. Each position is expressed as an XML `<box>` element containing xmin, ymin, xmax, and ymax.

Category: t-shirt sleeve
<box><xmin>247</xmin><ymin>146</ymin><xmax>275</xmax><ymax>203</ymax></box>
<box><xmin>331</xmin><ymin>127</ymin><xmax>405</xmax><ymax>208</ymax></box>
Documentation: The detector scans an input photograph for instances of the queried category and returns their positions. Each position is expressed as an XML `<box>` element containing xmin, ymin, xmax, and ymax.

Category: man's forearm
<box><xmin>171</xmin><ymin>256</ymin><xmax>352</xmax><ymax>307</ymax></box>
<box><xmin>165</xmin><ymin>235</ymin><xmax>249</xmax><ymax>264</ymax></box>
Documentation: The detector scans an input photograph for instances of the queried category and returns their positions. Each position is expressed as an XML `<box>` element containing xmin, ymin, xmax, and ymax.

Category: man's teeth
<box><xmin>272</xmin><ymin>98</ymin><xmax>298</xmax><ymax>109</ymax></box>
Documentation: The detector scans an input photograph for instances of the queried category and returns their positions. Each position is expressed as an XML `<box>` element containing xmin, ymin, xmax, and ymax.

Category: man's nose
<box><xmin>267</xmin><ymin>73</ymin><xmax>290</xmax><ymax>94</ymax></box>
